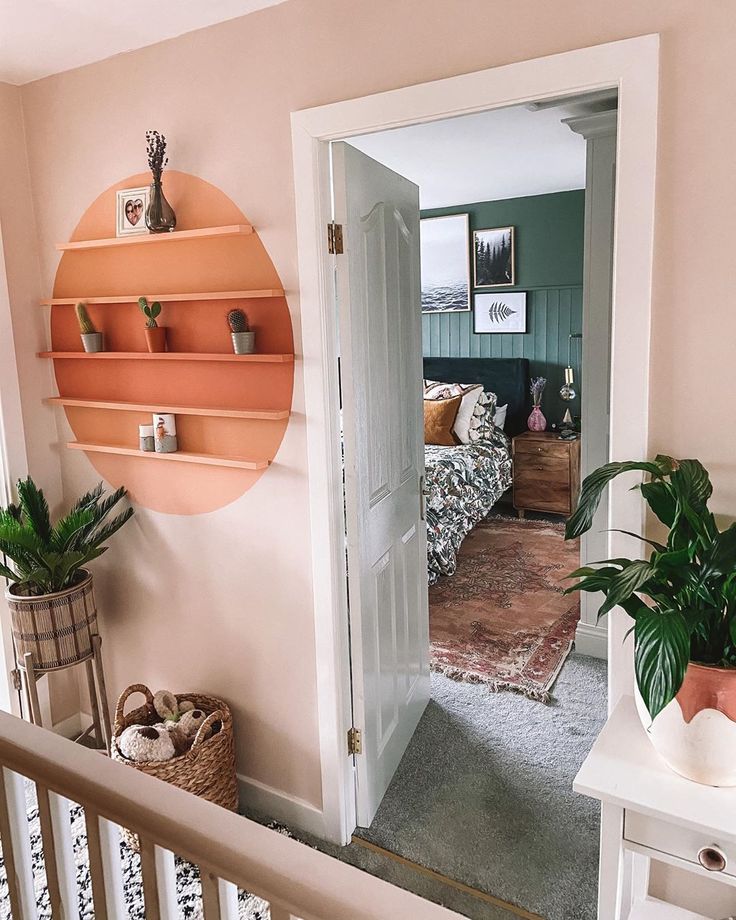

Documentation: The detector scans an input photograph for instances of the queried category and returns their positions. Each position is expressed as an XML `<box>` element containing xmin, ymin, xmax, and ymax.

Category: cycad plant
<box><xmin>0</xmin><ymin>478</ymin><xmax>134</xmax><ymax>595</ymax></box>
<box><xmin>565</xmin><ymin>456</ymin><xmax>736</xmax><ymax>721</ymax></box>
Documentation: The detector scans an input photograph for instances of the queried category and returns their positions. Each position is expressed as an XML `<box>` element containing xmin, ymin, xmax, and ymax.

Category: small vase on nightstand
<box><xmin>527</xmin><ymin>405</ymin><xmax>547</xmax><ymax>432</ymax></box>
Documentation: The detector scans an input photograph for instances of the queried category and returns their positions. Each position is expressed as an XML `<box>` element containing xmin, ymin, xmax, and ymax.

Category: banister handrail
<box><xmin>0</xmin><ymin>709</ymin><xmax>462</xmax><ymax>920</ymax></box>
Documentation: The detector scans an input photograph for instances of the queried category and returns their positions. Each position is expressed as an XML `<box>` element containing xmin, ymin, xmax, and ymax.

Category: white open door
<box><xmin>332</xmin><ymin>142</ymin><xmax>430</xmax><ymax>827</ymax></box>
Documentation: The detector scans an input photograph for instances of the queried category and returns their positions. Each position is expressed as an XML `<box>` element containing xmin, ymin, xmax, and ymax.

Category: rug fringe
<box><xmin>430</xmin><ymin>662</ymin><xmax>551</xmax><ymax>703</ymax></box>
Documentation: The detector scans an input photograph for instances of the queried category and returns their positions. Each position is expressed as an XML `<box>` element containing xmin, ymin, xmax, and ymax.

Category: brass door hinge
<box><xmin>328</xmin><ymin>222</ymin><xmax>344</xmax><ymax>255</ymax></box>
<box><xmin>347</xmin><ymin>727</ymin><xmax>362</xmax><ymax>755</ymax></box>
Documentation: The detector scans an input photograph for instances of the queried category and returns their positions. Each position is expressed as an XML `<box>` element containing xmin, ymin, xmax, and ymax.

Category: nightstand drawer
<box><xmin>514</xmin><ymin>454</ymin><xmax>571</xmax><ymax>478</ymax></box>
<box><xmin>625</xmin><ymin>812</ymin><xmax>736</xmax><ymax>880</ymax></box>
<box><xmin>512</xmin><ymin>483</ymin><xmax>571</xmax><ymax>514</ymax></box>
<box><xmin>514</xmin><ymin>439</ymin><xmax>571</xmax><ymax>460</ymax></box>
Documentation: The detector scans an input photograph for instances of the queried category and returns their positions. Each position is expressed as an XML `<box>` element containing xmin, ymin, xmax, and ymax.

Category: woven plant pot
<box><xmin>111</xmin><ymin>684</ymin><xmax>239</xmax><ymax>849</ymax></box>
<box><xmin>5</xmin><ymin>570</ymin><xmax>98</xmax><ymax>672</ymax></box>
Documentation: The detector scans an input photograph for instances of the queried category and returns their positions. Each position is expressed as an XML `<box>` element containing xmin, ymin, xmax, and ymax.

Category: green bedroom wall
<box><xmin>421</xmin><ymin>189</ymin><xmax>584</xmax><ymax>425</ymax></box>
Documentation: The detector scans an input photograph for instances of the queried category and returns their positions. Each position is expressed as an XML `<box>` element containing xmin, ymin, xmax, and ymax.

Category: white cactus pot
<box><xmin>635</xmin><ymin>662</ymin><xmax>736</xmax><ymax>786</ymax></box>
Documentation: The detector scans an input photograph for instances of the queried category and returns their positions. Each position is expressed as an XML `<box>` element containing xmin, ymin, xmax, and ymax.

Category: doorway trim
<box><xmin>292</xmin><ymin>34</ymin><xmax>659</xmax><ymax>845</ymax></box>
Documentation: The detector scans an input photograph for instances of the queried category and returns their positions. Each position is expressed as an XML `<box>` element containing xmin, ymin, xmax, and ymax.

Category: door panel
<box><xmin>333</xmin><ymin>142</ymin><xmax>429</xmax><ymax>827</ymax></box>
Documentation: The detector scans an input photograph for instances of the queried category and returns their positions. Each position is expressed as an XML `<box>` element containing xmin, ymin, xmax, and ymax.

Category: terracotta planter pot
<box><xmin>5</xmin><ymin>571</ymin><xmax>98</xmax><ymax>672</ymax></box>
<box><xmin>636</xmin><ymin>662</ymin><xmax>736</xmax><ymax>786</ymax></box>
<box><xmin>144</xmin><ymin>326</ymin><xmax>167</xmax><ymax>353</ymax></box>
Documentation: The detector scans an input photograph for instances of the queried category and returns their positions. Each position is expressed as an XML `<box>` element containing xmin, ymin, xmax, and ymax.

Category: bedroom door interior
<box><xmin>331</xmin><ymin>142</ymin><xmax>430</xmax><ymax>827</ymax></box>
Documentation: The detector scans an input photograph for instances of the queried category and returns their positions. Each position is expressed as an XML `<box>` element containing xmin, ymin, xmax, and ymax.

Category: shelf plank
<box><xmin>68</xmin><ymin>442</ymin><xmax>270</xmax><ymax>470</ymax></box>
<box><xmin>39</xmin><ymin>352</ymin><xmax>294</xmax><ymax>363</ymax></box>
<box><xmin>40</xmin><ymin>290</ymin><xmax>284</xmax><ymax>305</ymax></box>
<box><xmin>56</xmin><ymin>225</ymin><xmax>253</xmax><ymax>252</ymax></box>
<box><xmin>46</xmin><ymin>397</ymin><xmax>289</xmax><ymax>420</ymax></box>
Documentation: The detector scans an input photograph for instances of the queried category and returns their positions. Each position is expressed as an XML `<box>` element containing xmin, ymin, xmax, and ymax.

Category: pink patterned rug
<box><xmin>429</xmin><ymin>514</ymin><xmax>580</xmax><ymax>701</ymax></box>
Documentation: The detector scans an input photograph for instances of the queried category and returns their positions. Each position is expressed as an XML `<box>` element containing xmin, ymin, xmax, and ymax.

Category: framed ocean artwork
<box><xmin>420</xmin><ymin>213</ymin><xmax>471</xmax><ymax>313</ymax></box>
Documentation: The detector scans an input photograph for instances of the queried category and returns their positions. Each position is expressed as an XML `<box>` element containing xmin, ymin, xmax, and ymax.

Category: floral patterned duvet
<box><xmin>425</xmin><ymin>429</ymin><xmax>512</xmax><ymax>585</ymax></box>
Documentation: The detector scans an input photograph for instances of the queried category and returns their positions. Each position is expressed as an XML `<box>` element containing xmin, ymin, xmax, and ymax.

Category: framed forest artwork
<box><xmin>420</xmin><ymin>213</ymin><xmax>471</xmax><ymax>313</ymax></box>
<box><xmin>473</xmin><ymin>226</ymin><xmax>515</xmax><ymax>287</ymax></box>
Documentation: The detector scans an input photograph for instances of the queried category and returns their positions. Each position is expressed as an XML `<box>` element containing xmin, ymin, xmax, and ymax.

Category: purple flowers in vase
<box><xmin>528</xmin><ymin>376</ymin><xmax>547</xmax><ymax>431</ymax></box>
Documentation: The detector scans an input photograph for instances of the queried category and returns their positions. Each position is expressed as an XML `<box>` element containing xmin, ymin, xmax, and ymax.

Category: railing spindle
<box><xmin>46</xmin><ymin>793</ymin><xmax>80</xmax><ymax>920</ymax></box>
<box><xmin>0</xmin><ymin>767</ymin><xmax>36</xmax><ymax>919</ymax></box>
<box><xmin>140</xmin><ymin>836</ymin><xmax>161</xmax><ymax>920</ymax></box>
<box><xmin>199</xmin><ymin>867</ymin><xmax>221</xmax><ymax>919</ymax></box>
<box><xmin>85</xmin><ymin>807</ymin><xmax>109</xmax><ymax>920</ymax></box>
<box><xmin>217</xmin><ymin>877</ymin><xmax>239</xmax><ymax>920</ymax></box>
<box><xmin>154</xmin><ymin>845</ymin><xmax>179</xmax><ymax>920</ymax></box>
<box><xmin>98</xmin><ymin>817</ymin><xmax>126</xmax><ymax>920</ymax></box>
<box><xmin>35</xmin><ymin>784</ymin><xmax>63</xmax><ymax>918</ymax></box>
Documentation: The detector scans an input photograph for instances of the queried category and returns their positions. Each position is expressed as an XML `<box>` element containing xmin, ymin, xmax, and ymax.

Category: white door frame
<box><xmin>292</xmin><ymin>34</ymin><xmax>659</xmax><ymax>846</ymax></box>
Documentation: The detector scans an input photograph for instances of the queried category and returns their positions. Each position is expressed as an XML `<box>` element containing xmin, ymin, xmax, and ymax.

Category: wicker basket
<box><xmin>111</xmin><ymin>684</ymin><xmax>239</xmax><ymax>848</ymax></box>
<box><xmin>6</xmin><ymin>570</ymin><xmax>98</xmax><ymax>672</ymax></box>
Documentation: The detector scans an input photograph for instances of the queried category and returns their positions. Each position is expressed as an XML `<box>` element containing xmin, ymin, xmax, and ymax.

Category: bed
<box><xmin>423</xmin><ymin>357</ymin><xmax>530</xmax><ymax>584</ymax></box>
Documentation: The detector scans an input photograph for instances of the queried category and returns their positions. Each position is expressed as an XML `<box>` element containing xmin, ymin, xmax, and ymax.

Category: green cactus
<box><xmin>138</xmin><ymin>296</ymin><xmax>162</xmax><ymax>328</ymax></box>
<box><xmin>227</xmin><ymin>309</ymin><xmax>248</xmax><ymax>333</ymax></box>
<box><xmin>75</xmin><ymin>302</ymin><xmax>96</xmax><ymax>335</ymax></box>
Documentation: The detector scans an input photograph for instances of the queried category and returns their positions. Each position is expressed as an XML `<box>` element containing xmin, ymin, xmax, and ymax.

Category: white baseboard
<box><xmin>575</xmin><ymin>621</ymin><xmax>608</xmax><ymax>659</ymax></box>
<box><xmin>52</xmin><ymin>711</ymin><xmax>92</xmax><ymax>740</ymax></box>
<box><xmin>237</xmin><ymin>773</ymin><xmax>327</xmax><ymax>840</ymax></box>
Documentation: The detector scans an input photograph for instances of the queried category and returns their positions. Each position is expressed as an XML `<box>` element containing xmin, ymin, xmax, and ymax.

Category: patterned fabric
<box><xmin>425</xmin><ymin>426</ymin><xmax>512</xmax><ymax>585</ymax></box>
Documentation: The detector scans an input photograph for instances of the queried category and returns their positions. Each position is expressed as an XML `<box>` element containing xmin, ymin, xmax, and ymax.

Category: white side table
<box><xmin>574</xmin><ymin>696</ymin><xmax>736</xmax><ymax>920</ymax></box>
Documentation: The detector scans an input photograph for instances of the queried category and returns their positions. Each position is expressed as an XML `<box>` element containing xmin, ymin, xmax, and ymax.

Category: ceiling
<box><xmin>0</xmin><ymin>0</ymin><xmax>287</xmax><ymax>84</ymax></box>
<box><xmin>349</xmin><ymin>104</ymin><xmax>588</xmax><ymax>209</ymax></box>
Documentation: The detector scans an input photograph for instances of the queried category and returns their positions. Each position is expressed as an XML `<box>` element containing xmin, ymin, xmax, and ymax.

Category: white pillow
<box><xmin>423</xmin><ymin>380</ymin><xmax>483</xmax><ymax>444</ymax></box>
<box><xmin>493</xmin><ymin>403</ymin><xmax>508</xmax><ymax>430</ymax></box>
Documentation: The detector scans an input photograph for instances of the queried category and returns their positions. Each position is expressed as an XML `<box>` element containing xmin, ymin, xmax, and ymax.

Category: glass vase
<box><xmin>145</xmin><ymin>179</ymin><xmax>176</xmax><ymax>233</ymax></box>
<box><xmin>527</xmin><ymin>405</ymin><xmax>547</xmax><ymax>432</ymax></box>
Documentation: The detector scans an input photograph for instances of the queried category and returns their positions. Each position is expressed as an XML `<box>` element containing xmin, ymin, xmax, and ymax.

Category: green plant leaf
<box><xmin>670</xmin><ymin>459</ymin><xmax>713</xmax><ymax>510</ymax></box>
<box><xmin>0</xmin><ymin>562</ymin><xmax>17</xmax><ymax>581</ymax></box>
<box><xmin>565</xmin><ymin>460</ymin><xmax>669</xmax><ymax>539</ymax></box>
<box><xmin>88</xmin><ymin>507</ymin><xmax>134</xmax><ymax>549</ymax></box>
<box><xmin>51</xmin><ymin>508</ymin><xmax>95</xmax><ymax>552</ymax></box>
<box><xmin>72</xmin><ymin>483</ymin><xmax>104</xmax><ymax>513</ymax></box>
<box><xmin>17</xmin><ymin>477</ymin><xmax>52</xmax><ymax>544</ymax></box>
<box><xmin>599</xmin><ymin>560</ymin><xmax>654</xmax><ymax>616</ymax></box>
<box><xmin>635</xmin><ymin>608</ymin><xmax>690</xmax><ymax>721</ymax></box>
<box><xmin>639</xmin><ymin>480</ymin><xmax>677</xmax><ymax>527</ymax></box>
<box><xmin>605</xmin><ymin>529</ymin><xmax>667</xmax><ymax>553</ymax></box>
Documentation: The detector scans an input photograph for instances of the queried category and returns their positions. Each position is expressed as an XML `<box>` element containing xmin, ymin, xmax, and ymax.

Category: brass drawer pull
<box><xmin>697</xmin><ymin>845</ymin><xmax>727</xmax><ymax>872</ymax></box>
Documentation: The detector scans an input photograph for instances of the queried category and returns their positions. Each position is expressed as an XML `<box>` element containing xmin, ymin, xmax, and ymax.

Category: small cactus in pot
<box><xmin>138</xmin><ymin>297</ymin><xmax>167</xmax><ymax>352</ymax></box>
<box><xmin>228</xmin><ymin>309</ymin><xmax>255</xmax><ymax>355</ymax></box>
<box><xmin>75</xmin><ymin>302</ymin><xmax>104</xmax><ymax>353</ymax></box>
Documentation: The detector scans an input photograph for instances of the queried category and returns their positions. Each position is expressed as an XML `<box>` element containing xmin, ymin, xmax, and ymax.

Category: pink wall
<box><xmin>3</xmin><ymin>0</ymin><xmax>736</xmax><ymax>816</ymax></box>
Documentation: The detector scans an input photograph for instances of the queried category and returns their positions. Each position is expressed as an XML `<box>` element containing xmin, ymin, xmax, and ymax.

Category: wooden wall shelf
<box><xmin>46</xmin><ymin>397</ymin><xmax>289</xmax><ymax>420</ymax></box>
<box><xmin>56</xmin><ymin>225</ymin><xmax>253</xmax><ymax>252</ymax></box>
<box><xmin>40</xmin><ymin>290</ymin><xmax>284</xmax><ymax>305</ymax></box>
<box><xmin>68</xmin><ymin>441</ymin><xmax>270</xmax><ymax>470</ymax></box>
<box><xmin>39</xmin><ymin>352</ymin><xmax>294</xmax><ymax>363</ymax></box>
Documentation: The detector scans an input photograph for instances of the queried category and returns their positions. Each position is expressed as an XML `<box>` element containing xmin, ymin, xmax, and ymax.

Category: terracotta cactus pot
<box><xmin>636</xmin><ymin>662</ymin><xmax>736</xmax><ymax>786</ymax></box>
<box><xmin>144</xmin><ymin>326</ymin><xmax>167</xmax><ymax>353</ymax></box>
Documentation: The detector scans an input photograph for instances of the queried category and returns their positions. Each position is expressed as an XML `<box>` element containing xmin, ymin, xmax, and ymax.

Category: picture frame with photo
<box><xmin>116</xmin><ymin>186</ymin><xmax>150</xmax><ymax>237</ymax></box>
<box><xmin>473</xmin><ymin>292</ymin><xmax>527</xmax><ymax>334</ymax></box>
<box><xmin>420</xmin><ymin>213</ymin><xmax>471</xmax><ymax>313</ymax></box>
<box><xmin>473</xmin><ymin>226</ymin><xmax>515</xmax><ymax>287</ymax></box>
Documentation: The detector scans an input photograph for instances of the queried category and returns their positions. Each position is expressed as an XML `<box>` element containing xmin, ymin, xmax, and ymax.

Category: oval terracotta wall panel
<box><xmin>51</xmin><ymin>171</ymin><xmax>294</xmax><ymax>515</ymax></box>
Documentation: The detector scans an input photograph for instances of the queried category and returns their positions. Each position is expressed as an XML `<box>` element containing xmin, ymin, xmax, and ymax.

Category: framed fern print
<box><xmin>473</xmin><ymin>292</ymin><xmax>527</xmax><ymax>333</ymax></box>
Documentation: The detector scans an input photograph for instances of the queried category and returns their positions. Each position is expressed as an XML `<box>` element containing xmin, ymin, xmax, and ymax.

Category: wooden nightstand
<box><xmin>512</xmin><ymin>430</ymin><xmax>581</xmax><ymax>518</ymax></box>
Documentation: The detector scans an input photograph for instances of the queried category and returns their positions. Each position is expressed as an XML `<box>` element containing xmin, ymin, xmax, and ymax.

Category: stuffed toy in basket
<box><xmin>111</xmin><ymin>683</ymin><xmax>238</xmax><ymax>848</ymax></box>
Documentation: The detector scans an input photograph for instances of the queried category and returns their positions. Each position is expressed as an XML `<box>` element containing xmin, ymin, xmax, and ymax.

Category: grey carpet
<box><xmin>353</xmin><ymin>655</ymin><xmax>607</xmax><ymax>920</ymax></box>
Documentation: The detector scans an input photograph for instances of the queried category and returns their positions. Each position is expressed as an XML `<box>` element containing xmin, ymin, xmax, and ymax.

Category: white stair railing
<box><xmin>0</xmin><ymin>709</ymin><xmax>463</xmax><ymax>920</ymax></box>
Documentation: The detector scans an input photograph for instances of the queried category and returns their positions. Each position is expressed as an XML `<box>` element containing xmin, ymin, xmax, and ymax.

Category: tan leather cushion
<box><xmin>424</xmin><ymin>395</ymin><xmax>462</xmax><ymax>446</ymax></box>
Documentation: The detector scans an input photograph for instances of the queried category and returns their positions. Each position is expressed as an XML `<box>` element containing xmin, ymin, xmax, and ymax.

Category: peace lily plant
<box><xmin>565</xmin><ymin>456</ymin><xmax>736</xmax><ymax>785</ymax></box>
